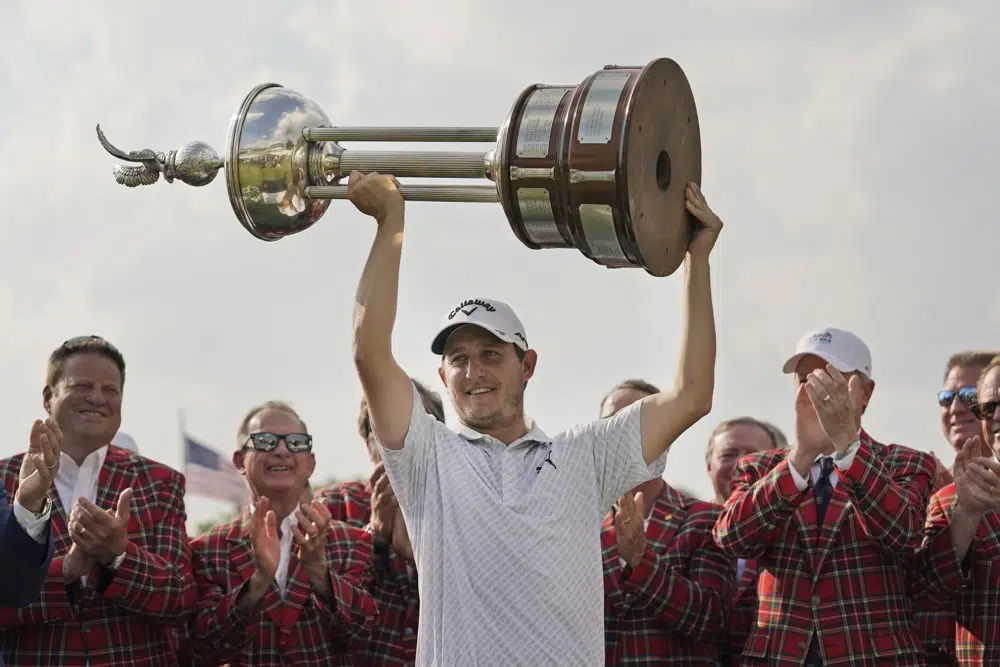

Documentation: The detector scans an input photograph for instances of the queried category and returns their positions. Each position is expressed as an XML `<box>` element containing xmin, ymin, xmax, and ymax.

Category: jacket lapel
<box><xmin>794</xmin><ymin>493</ymin><xmax>821</xmax><ymax>573</ymax></box>
<box><xmin>95</xmin><ymin>446</ymin><xmax>137</xmax><ymax>519</ymax></box>
<box><xmin>274</xmin><ymin>553</ymin><xmax>309</xmax><ymax>626</ymax></box>
<box><xmin>228</xmin><ymin>514</ymin><xmax>258</xmax><ymax>583</ymax></box>
<box><xmin>644</xmin><ymin>488</ymin><xmax>682</xmax><ymax>551</ymax></box>
<box><xmin>812</xmin><ymin>480</ymin><xmax>852</xmax><ymax>576</ymax></box>
<box><xmin>46</xmin><ymin>484</ymin><xmax>73</xmax><ymax>555</ymax></box>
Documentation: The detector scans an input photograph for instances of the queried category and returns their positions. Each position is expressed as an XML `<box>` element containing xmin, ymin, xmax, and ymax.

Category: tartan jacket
<box><xmin>189</xmin><ymin>510</ymin><xmax>377</xmax><ymax>666</ymax></box>
<box><xmin>912</xmin><ymin>482</ymin><xmax>1000</xmax><ymax>666</ymax></box>
<box><xmin>713</xmin><ymin>434</ymin><xmax>935</xmax><ymax>666</ymax></box>
<box><xmin>317</xmin><ymin>480</ymin><xmax>420</xmax><ymax>666</ymax></box>
<box><xmin>0</xmin><ymin>446</ymin><xmax>197</xmax><ymax>666</ymax></box>
<box><xmin>601</xmin><ymin>483</ymin><xmax>733</xmax><ymax>665</ymax></box>
<box><xmin>724</xmin><ymin>557</ymin><xmax>759</xmax><ymax>665</ymax></box>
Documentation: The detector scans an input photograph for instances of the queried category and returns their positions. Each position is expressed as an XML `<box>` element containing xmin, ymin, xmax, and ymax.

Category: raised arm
<box><xmin>639</xmin><ymin>183</ymin><xmax>722</xmax><ymax>464</ymax></box>
<box><xmin>349</xmin><ymin>170</ymin><xmax>417</xmax><ymax>450</ymax></box>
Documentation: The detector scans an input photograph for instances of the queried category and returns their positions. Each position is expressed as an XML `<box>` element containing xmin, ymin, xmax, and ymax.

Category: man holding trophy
<box><xmin>346</xmin><ymin>167</ymin><xmax>722</xmax><ymax>665</ymax></box>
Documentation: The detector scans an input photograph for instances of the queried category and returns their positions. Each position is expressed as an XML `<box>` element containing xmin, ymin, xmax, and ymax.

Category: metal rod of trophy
<box><xmin>330</xmin><ymin>150</ymin><xmax>489</xmax><ymax>179</ymax></box>
<box><xmin>305</xmin><ymin>184</ymin><xmax>499</xmax><ymax>203</ymax></box>
<box><xmin>304</xmin><ymin>126</ymin><xmax>498</xmax><ymax>142</ymax></box>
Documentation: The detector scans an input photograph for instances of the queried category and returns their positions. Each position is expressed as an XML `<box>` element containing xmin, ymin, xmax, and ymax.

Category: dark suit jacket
<box><xmin>0</xmin><ymin>478</ymin><xmax>52</xmax><ymax>608</ymax></box>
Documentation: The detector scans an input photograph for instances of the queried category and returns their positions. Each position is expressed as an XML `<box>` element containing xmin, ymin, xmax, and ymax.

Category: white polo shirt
<box><xmin>379</xmin><ymin>383</ymin><xmax>659</xmax><ymax>666</ymax></box>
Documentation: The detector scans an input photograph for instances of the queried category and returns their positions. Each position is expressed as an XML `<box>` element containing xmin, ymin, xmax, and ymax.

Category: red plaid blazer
<box><xmin>316</xmin><ymin>480</ymin><xmax>420</xmax><ymax>666</ymax></box>
<box><xmin>0</xmin><ymin>446</ymin><xmax>197</xmax><ymax>666</ymax></box>
<box><xmin>724</xmin><ymin>557</ymin><xmax>759</xmax><ymax>665</ymax></box>
<box><xmin>189</xmin><ymin>510</ymin><xmax>377</xmax><ymax>666</ymax></box>
<box><xmin>601</xmin><ymin>483</ymin><xmax>733</xmax><ymax>665</ymax></box>
<box><xmin>713</xmin><ymin>434</ymin><xmax>935</xmax><ymax>666</ymax></box>
<box><xmin>913</xmin><ymin>483</ymin><xmax>1000</xmax><ymax>666</ymax></box>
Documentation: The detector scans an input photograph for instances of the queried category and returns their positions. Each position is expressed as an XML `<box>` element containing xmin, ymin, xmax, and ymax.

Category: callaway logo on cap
<box><xmin>431</xmin><ymin>297</ymin><xmax>529</xmax><ymax>355</ymax></box>
<box><xmin>782</xmin><ymin>327</ymin><xmax>873</xmax><ymax>377</ymax></box>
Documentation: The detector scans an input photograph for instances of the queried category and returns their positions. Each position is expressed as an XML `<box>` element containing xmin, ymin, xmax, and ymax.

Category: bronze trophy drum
<box><xmin>97</xmin><ymin>58</ymin><xmax>700</xmax><ymax>277</ymax></box>
<box><xmin>496</xmin><ymin>59</ymin><xmax>700</xmax><ymax>277</ymax></box>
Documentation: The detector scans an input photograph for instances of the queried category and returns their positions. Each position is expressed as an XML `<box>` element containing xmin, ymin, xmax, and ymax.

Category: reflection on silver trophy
<box><xmin>97</xmin><ymin>58</ymin><xmax>700</xmax><ymax>276</ymax></box>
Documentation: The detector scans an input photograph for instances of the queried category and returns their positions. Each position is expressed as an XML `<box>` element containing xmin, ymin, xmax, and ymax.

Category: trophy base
<box><xmin>620</xmin><ymin>58</ymin><xmax>701</xmax><ymax>277</ymax></box>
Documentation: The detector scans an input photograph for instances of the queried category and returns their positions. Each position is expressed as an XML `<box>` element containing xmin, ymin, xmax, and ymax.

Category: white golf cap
<box><xmin>782</xmin><ymin>327</ymin><xmax>873</xmax><ymax>378</ymax></box>
<box><xmin>431</xmin><ymin>297</ymin><xmax>529</xmax><ymax>355</ymax></box>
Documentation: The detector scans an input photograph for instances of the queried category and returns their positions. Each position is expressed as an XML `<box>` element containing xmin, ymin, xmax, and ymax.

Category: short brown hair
<box><xmin>944</xmin><ymin>350</ymin><xmax>1000</xmax><ymax>381</ymax></box>
<box><xmin>47</xmin><ymin>335</ymin><xmax>126</xmax><ymax>388</ymax></box>
<box><xmin>705</xmin><ymin>417</ymin><xmax>788</xmax><ymax>462</ymax></box>
<box><xmin>599</xmin><ymin>379</ymin><xmax>660</xmax><ymax>414</ymax></box>
<box><xmin>358</xmin><ymin>379</ymin><xmax>445</xmax><ymax>440</ymax></box>
<box><xmin>237</xmin><ymin>401</ymin><xmax>308</xmax><ymax>445</ymax></box>
<box><xmin>977</xmin><ymin>356</ymin><xmax>1000</xmax><ymax>397</ymax></box>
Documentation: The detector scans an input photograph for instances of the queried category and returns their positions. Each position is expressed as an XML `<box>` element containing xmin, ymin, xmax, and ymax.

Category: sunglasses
<box><xmin>937</xmin><ymin>387</ymin><xmax>978</xmax><ymax>408</ymax></box>
<box><xmin>971</xmin><ymin>400</ymin><xmax>1000</xmax><ymax>421</ymax></box>
<box><xmin>242</xmin><ymin>432</ymin><xmax>313</xmax><ymax>453</ymax></box>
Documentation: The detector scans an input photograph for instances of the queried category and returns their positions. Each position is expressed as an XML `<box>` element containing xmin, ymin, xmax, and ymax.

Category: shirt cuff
<box><xmin>107</xmin><ymin>550</ymin><xmax>127</xmax><ymax>572</ymax></box>
<box><xmin>13</xmin><ymin>497</ymin><xmax>51</xmax><ymax>543</ymax></box>
<box><xmin>834</xmin><ymin>439</ymin><xmax>861</xmax><ymax>471</ymax></box>
<box><xmin>788</xmin><ymin>461</ymin><xmax>810</xmax><ymax>492</ymax></box>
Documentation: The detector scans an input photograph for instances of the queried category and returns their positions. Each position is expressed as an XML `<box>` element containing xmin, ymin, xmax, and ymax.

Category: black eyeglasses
<box><xmin>242</xmin><ymin>432</ymin><xmax>313</xmax><ymax>453</ymax></box>
<box><xmin>937</xmin><ymin>387</ymin><xmax>978</xmax><ymax>408</ymax></box>
<box><xmin>971</xmin><ymin>400</ymin><xmax>1000</xmax><ymax>421</ymax></box>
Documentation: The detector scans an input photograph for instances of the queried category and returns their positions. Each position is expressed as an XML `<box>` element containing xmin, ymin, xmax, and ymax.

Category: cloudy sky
<box><xmin>1</xmin><ymin>1</ymin><xmax>996</xmax><ymax>529</ymax></box>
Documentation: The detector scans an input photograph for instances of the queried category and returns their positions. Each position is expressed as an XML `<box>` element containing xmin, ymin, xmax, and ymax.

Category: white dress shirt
<box><xmin>53</xmin><ymin>446</ymin><xmax>108</xmax><ymax>585</ymax></box>
<box><xmin>55</xmin><ymin>447</ymin><xmax>108</xmax><ymax>515</ymax></box>
<box><xmin>275</xmin><ymin>512</ymin><xmax>298</xmax><ymax>598</ymax></box>
<box><xmin>788</xmin><ymin>440</ymin><xmax>861</xmax><ymax>492</ymax></box>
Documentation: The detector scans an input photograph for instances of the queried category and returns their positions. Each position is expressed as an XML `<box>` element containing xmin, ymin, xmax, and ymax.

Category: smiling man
<box><xmin>347</xmin><ymin>170</ymin><xmax>723</xmax><ymax>666</ymax></box>
<box><xmin>190</xmin><ymin>401</ymin><xmax>377</xmax><ymax>666</ymax></box>
<box><xmin>0</xmin><ymin>336</ymin><xmax>196</xmax><ymax>666</ymax></box>
<box><xmin>915</xmin><ymin>356</ymin><xmax>1000</xmax><ymax>666</ymax></box>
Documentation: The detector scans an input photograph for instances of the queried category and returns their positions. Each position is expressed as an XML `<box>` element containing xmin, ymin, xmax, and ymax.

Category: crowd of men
<box><xmin>0</xmin><ymin>175</ymin><xmax>998</xmax><ymax>666</ymax></box>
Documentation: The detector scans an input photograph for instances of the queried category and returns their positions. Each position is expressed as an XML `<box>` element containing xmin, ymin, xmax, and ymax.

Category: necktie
<box><xmin>814</xmin><ymin>456</ymin><xmax>835</xmax><ymax>530</ymax></box>
<box><xmin>806</xmin><ymin>457</ymin><xmax>836</xmax><ymax>666</ymax></box>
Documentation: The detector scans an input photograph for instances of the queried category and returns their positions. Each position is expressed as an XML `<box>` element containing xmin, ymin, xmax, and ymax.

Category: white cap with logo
<box><xmin>782</xmin><ymin>327</ymin><xmax>873</xmax><ymax>378</ymax></box>
<box><xmin>431</xmin><ymin>297</ymin><xmax>529</xmax><ymax>355</ymax></box>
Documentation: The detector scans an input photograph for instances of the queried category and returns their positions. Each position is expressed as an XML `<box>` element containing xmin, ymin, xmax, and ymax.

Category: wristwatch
<box><xmin>30</xmin><ymin>497</ymin><xmax>51</xmax><ymax>520</ymax></box>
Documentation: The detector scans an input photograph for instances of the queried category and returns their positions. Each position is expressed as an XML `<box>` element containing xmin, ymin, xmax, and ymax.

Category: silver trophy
<box><xmin>98</xmin><ymin>59</ymin><xmax>700</xmax><ymax>276</ymax></box>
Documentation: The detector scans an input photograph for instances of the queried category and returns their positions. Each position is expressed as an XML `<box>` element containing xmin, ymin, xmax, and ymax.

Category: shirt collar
<box><xmin>456</xmin><ymin>417</ymin><xmax>551</xmax><ymax>447</ymax></box>
<box><xmin>278</xmin><ymin>512</ymin><xmax>297</xmax><ymax>542</ymax></box>
<box><xmin>809</xmin><ymin>429</ymin><xmax>863</xmax><ymax>465</ymax></box>
<box><xmin>57</xmin><ymin>445</ymin><xmax>108</xmax><ymax>478</ymax></box>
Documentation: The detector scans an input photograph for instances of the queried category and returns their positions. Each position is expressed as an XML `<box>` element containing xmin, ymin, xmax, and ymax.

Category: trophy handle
<box><xmin>96</xmin><ymin>125</ymin><xmax>223</xmax><ymax>188</ymax></box>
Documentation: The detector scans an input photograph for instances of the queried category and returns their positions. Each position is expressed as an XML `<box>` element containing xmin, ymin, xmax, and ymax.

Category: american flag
<box><xmin>184</xmin><ymin>434</ymin><xmax>248</xmax><ymax>507</ymax></box>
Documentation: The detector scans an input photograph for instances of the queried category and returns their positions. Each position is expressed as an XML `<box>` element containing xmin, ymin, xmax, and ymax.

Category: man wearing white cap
<box><xmin>346</xmin><ymin>171</ymin><xmax>723</xmax><ymax>666</ymax></box>
<box><xmin>714</xmin><ymin>327</ymin><xmax>935</xmax><ymax>666</ymax></box>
